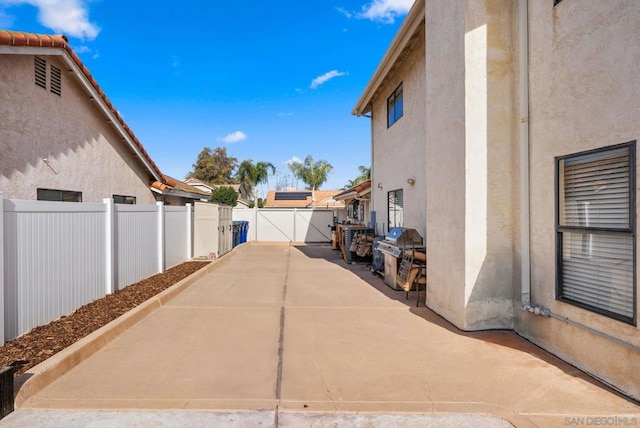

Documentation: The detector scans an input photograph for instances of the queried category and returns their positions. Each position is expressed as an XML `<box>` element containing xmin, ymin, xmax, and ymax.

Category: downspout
<box><xmin>368</xmin><ymin>102</ymin><xmax>375</xmax><ymax>233</ymax></box>
<box><xmin>519</xmin><ymin>0</ymin><xmax>531</xmax><ymax>307</ymax></box>
<box><xmin>517</xmin><ymin>0</ymin><xmax>640</xmax><ymax>354</ymax></box>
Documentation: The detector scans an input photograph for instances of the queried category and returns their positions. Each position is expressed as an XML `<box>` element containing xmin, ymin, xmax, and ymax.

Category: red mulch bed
<box><xmin>0</xmin><ymin>261</ymin><xmax>210</xmax><ymax>377</ymax></box>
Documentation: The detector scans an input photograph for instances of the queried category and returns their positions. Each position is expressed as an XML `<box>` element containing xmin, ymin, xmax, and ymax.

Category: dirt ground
<box><xmin>0</xmin><ymin>261</ymin><xmax>210</xmax><ymax>377</ymax></box>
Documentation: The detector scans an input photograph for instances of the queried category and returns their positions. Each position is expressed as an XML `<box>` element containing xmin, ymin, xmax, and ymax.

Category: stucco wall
<box><xmin>519</xmin><ymin>0</ymin><xmax>640</xmax><ymax>400</ymax></box>
<box><xmin>370</xmin><ymin>23</ymin><xmax>426</xmax><ymax>240</ymax></box>
<box><xmin>425</xmin><ymin>0</ymin><xmax>516</xmax><ymax>330</ymax></box>
<box><xmin>0</xmin><ymin>53</ymin><xmax>157</xmax><ymax>204</ymax></box>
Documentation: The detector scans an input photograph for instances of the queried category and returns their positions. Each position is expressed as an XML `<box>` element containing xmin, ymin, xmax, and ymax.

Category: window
<box><xmin>556</xmin><ymin>142</ymin><xmax>636</xmax><ymax>324</ymax></box>
<box><xmin>113</xmin><ymin>195</ymin><xmax>136</xmax><ymax>204</ymax></box>
<box><xmin>37</xmin><ymin>188</ymin><xmax>82</xmax><ymax>202</ymax></box>
<box><xmin>34</xmin><ymin>56</ymin><xmax>46</xmax><ymax>89</ymax></box>
<box><xmin>388</xmin><ymin>189</ymin><xmax>403</xmax><ymax>228</ymax></box>
<box><xmin>387</xmin><ymin>83</ymin><xmax>403</xmax><ymax>128</ymax></box>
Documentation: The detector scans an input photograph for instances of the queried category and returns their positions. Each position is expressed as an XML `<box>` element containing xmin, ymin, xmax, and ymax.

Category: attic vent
<box><xmin>34</xmin><ymin>56</ymin><xmax>46</xmax><ymax>89</ymax></box>
<box><xmin>50</xmin><ymin>65</ymin><xmax>62</xmax><ymax>96</ymax></box>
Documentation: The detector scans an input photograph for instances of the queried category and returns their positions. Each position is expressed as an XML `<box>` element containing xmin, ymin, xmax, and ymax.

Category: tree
<box><xmin>288</xmin><ymin>155</ymin><xmax>333</xmax><ymax>206</ymax></box>
<box><xmin>187</xmin><ymin>147</ymin><xmax>238</xmax><ymax>184</ymax></box>
<box><xmin>344</xmin><ymin>165</ymin><xmax>371</xmax><ymax>189</ymax></box>
<box><xmin>209</xmin><ymin>186</ymin><xmax>238</xmax><ymax>207</ymax></box>
<box><xmin>236</xmin><ymin>159</ymin><xmax>276</xmax><ymax>201</ymax></box>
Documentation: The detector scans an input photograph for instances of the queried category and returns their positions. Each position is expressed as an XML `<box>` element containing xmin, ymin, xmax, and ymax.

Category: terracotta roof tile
<box><xmin>161</xmin><ymin>175</ymin><xmax>210</xmax><ymax>196</ymax></box>
<box><xmin>334</xmin><ymin>179</ymin><xmax>371</xmax><ymax>199</ymax></box>
<box><xmin>0</xmin><ymin>30</ymin><xmax>165</xmax><ymax>183</ymax></box>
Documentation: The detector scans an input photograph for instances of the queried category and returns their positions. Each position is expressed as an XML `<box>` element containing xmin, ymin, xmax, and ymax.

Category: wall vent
<box><xmin>34</xmin><ymin>56</ymin><xmax>46</xmax><ymax>89</ymax></box>
<box><xmin>50</xmin><ymin>65</ymin><xmax>62</xmax><ymax>96</ymax></box>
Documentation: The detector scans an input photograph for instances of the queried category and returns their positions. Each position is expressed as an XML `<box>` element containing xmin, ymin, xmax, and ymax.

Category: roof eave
<box><xmin>58</xmin><ymin>51</ymin><xmax>163</xmax><ymax>182</ymax></box>
<box><xmin>351</xmin><ymin>0</ymin><xmax>426</xmax><ymax>117</ymax></box>
<box><xmin>333</xmin><ymin>191</ymin><xmax>357</xmax><ymax>201</ymax></box>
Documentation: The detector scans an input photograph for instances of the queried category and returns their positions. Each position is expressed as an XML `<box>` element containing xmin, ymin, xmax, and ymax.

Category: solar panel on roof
<box><xmin>274</xmin><ymin>191</ymin><xmax>312</xmax><ymax>201</ymax></box>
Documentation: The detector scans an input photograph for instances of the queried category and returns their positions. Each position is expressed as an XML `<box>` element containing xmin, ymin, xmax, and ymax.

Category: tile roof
<box><xmin>264</xmin><ymin>190</ymin><xmax>346</xmax><ymax>209</ymax></box>
<box><xmin>334</xmin><ymin>180</ymin><xmax>372</xmax><ymax>200</ymax></box>
<box><xmin>161</xmin><ymin>175</ymin><xmax>210</xmax><ymax>196</ymax></box>
<box><xmin>0</xmin><ymin>30</ymin><xmax>164</xmax><ymax>182</ymax></box>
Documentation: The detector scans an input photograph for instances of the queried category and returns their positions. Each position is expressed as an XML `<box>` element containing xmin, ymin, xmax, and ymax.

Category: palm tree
<box><xmin>236</xmin><ymin>160</ymin><xmax>276</xmax><ymax>201</ymax></box>
<box><xmin>288</xmin><ymin>155</ymin><xmax>333</xmax><ymax>206</ymax></box>
<box><xmin>344</xmin><ymin>165</ymin><xmax>371</xmax><ymax>189</ymax></box>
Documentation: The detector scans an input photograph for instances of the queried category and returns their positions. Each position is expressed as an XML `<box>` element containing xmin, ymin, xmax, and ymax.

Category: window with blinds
<box><xmin>388</xmin><ymin>189</ymin><xmax>404</xmax><ymax>228</ymax></box>
<box><xmin>556</xmin><ymin>142</ymin><xmax>636</xmax><ymax>324</ymax></box>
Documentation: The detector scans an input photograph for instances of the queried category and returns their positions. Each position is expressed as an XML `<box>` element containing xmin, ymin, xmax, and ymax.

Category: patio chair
<box><xmin>396</xmin><ymin>248</ymin><xmax>427</xmax><ymax>306</ymax></box>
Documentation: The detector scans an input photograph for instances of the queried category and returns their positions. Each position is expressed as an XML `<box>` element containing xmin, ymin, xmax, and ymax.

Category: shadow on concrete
<box><xmin>293</xmin><ymin>243</ymin><xmax>638</xmax><ymax>406</ymax></box>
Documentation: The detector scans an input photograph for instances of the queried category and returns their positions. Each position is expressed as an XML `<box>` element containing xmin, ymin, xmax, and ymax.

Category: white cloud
<box><xmin>285</xmin><ymin>156</ymin><xmax>302</xmax><ymax>166</ymax></box>
<box><xmin>335</xmin><ymin>7</ymin><xmax>352</xmax><ymax>19</ymax></box>
<box><xmin>310</xmin><ymin>70</ymin><xmax>346</xmax><ymax>89</ymax></box>
<box><xmin>358</xmin><ymin>0</ymin><xmax>414</xmax><ymax>24</ymax></box>
<box><xmin>277</xmin><ymin>112</ymin><xmax>293</xmax><ymax>117</ymax></box>
<box><xmin>217</xmin><ymin>131</ymin><xmax>247</xmax><ymax>144</ymax></box>
<box><xmin>0</xmin><ymin>0</ymin><xmax>100</xmax><ymax>40</ymax></box>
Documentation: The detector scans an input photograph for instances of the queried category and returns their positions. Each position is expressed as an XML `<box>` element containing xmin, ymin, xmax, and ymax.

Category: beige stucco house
<box><xmin>353</xmin><ymin>0</ymin><xmax>639</xmax><ymax>400</ymax></box>
<box><xmin>183</xmin><ymin>178</ymin><xmax>250</xmax><ymax>208</ymax></box>
<box><xmin>0</xmin><ymin>31</ymin><xmax>204</xmax><ymax>206</ymax></box>
<box><xmin>333</xmin><ymin>180</ymin><xmax>372</xmax><ymax>225</ymax></box>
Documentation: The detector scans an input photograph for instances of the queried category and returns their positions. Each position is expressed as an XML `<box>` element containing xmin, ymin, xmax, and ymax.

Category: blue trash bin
<box><xmin>232</xmin><ymin>221</ymin><xmax>241</xmax><ymax>247</ymax></box>
<box><xmin>240</xmin><ymin>221</ymin><xmax>249</xmax><ymax>243</ymax></box>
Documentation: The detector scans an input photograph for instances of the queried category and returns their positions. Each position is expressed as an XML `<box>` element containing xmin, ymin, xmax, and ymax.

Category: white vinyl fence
<box><xmin>0</xmin><ymin>196</ymin><xmax>195</xmax><ymax>344</ymax></box>
<box><xmin>233</xmin><ymin>208</ymin><xmax>333</xmax><ymax>243</ymax></box>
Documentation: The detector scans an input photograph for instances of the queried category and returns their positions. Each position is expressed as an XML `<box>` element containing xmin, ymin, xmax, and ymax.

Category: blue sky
<box><xmin>0</xmin><ymin>0</ymin><xmax>415</xmax><ymax>194</ymax></box>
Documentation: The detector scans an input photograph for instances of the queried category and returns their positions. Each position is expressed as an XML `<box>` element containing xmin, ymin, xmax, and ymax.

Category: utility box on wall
<box><xmin>193</xmin><ymin>202</ymin><xmax>233</xmax><ymax>258</ymax></box>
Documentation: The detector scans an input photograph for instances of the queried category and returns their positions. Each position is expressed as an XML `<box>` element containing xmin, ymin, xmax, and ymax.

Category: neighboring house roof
<box><xmin>0</xmin><ymin>30</ymin><xmax>171</xmax><ymax>190</ymax></box>
<box><xmin>183</xmin><ymin>178</ymin><xmax>241</xmax><ymax>193</ymax></box>
<box><xmin>264</xmin><ymin>190</ymin><xmax>346</xmax><ymax>209</ymax></box>
<box><xmin>333</xmin><ymin>180</ymin><xmax>372</xmax><ymax>201</ymax></box>
<box><xmin>351</xmin><ymin>0</ymin><xmax>425</xmax><ymax>116</ymax></box>
<box><xmin>150</xmin><ymin>175</ymin><xmax>210</xmax><ymax>201</ymax></box>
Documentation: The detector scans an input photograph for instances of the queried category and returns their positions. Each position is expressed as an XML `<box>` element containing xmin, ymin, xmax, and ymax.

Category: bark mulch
<box><xmin>0</xmin><ymin>261</ymin><xmax>210</xmax><ymax>377</ymax></box>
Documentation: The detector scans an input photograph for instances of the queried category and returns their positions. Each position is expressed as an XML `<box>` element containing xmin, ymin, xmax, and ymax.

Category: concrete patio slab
<box><xmin>5</xmin><ymin>243</ymin><xmax>639</xmax><ymax>428</ymax></box>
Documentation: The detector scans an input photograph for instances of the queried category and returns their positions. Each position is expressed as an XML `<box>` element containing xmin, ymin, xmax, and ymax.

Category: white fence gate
<box><xmin>0</xmin><ymin>197</ymin><xmax>196</xmax><ymax>343</ymax></box>
<box><xmin>232</xmin><ymin>208</ymin><xmax>333</xmax><ymax>243</ymax></box>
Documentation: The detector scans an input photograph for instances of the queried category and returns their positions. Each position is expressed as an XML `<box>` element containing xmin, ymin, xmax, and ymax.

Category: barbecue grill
<box><xmin>377</xmin><ymin>227</ymin><xmax>423</xmax><ymax>289</ymax></box>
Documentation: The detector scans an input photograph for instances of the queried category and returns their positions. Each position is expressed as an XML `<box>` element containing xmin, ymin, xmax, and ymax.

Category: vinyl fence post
<box><xmin>293</xmin><ymin>208</ymin><xmax>297</xmax><ymax>243</ymax></box>
<box><xmin>253</xmin><ymin>195</ymin><xmax>258</xmax><ymax>242</ymax></box>
<box><xmin>103</xmin><ymin>198</ymin><xmax>115</xmax><ymax>295</ymax></box>
<box><xmin>157</xmin><ymin>201</ymin><xmax>165</xmax><ymax>273</ymax></box>
<box><xmin>0</xmin><ymin>194</ymin><xmax>5</xmax><ymax>345</ymax></box>
<box><xmin>186</xmin><ymin>203</ymin><xmax>193</xmax><ymax>260</ymax></box>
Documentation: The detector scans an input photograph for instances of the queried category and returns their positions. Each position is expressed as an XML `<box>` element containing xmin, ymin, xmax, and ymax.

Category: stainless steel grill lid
<box><xmin>385</xmin><ymin>227</ymin><xmax>423</xmax><ymax>246</ymax></box>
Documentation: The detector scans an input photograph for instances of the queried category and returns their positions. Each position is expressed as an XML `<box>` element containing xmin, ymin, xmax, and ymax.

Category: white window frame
<box><xmin>37</xmin><ymin>188</ymin><xmax>82</xmax><ymax>202</ymax></box>
<box><xmin>388</xmin><ymin>189</ymin><xmax>404</xmax><ymax>229</ymax></box>
<box><xmin>555</xmin><ymin>141</ymin><xmax>636</xmax><ymax>325</ymax></box>
<box><xmin>387</xmin><ymin>83</ymin><xmax>403</xmax><ymax>128</ymax></box>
